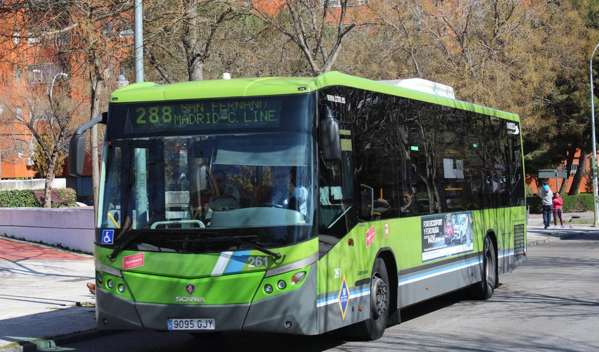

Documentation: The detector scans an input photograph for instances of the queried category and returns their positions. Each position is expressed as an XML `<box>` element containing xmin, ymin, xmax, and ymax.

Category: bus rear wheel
<box><xmin>471</xmin><ymin>236</ymin><xmax>497</xmax><ymax>300</ymax></box>
<box><xmin>352</xmin><ymin>257</ymin><xmax>389</xmax><ymax>340</ymax></box>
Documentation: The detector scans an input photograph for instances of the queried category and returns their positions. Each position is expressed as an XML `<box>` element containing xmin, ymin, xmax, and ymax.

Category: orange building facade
<box><xmin>526</xmin><ymin>149</ymin><xmax>594</xmax><ymax>195</ymax></box>
<box><xmin>0</xmin><ymin>10</ymin><xmax>47</xmax><ymax>179</ymax></box>
<box><xmin>0</xmin><ymin>6</ymin><xmax>132</xmax><ymax>179</ymax></box>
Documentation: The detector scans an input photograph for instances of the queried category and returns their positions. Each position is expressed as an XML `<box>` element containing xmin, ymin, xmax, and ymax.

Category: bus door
<box><xmin>318</xmin><ymin>126</ymin><xmax>366</xmax><ymax>328</ymax></box>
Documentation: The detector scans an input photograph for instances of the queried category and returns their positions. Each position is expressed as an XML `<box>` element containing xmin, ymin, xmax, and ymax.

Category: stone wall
<box><xmin>0</xmin><ymin>207</ymin><xmax>94</xmax><ymax>253</ymax></box>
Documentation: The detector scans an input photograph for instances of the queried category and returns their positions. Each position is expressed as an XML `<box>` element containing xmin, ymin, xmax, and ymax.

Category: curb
<box><xmin>527</xmin><ymin>237</ymin><xmax>554</xmax><ymax>247</ymax></box>
<box><xmin>0</xmin><ymin>329</ymin><xmax>119</xmax><ymax>352</ymax></box>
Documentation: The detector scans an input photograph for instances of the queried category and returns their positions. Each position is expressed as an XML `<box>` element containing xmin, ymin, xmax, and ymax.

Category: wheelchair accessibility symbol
<box><xmin>101</xmin><ymin>229</ymin><xmax>115</xmax><ymax>245</ymax></box>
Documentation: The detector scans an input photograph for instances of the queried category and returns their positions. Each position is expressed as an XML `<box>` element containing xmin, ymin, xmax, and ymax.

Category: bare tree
<box><xmin>0</xmin><ymin>0</ymin><xmax>134</xmax><ymax>212</ymax></box>
<box><xmin>0</xmin><ymin>81</ymin><xmax>81</xmax><ymax>207</ymax></box>
<box><xmin>144</xmin><ymin>0</ymin><xmax>239</xmax><ymax>82</ymax></box>
<box><xmin>252</xmin><ymin>0</ymin><xmax>362</xmax><ymax>75</ymax></box>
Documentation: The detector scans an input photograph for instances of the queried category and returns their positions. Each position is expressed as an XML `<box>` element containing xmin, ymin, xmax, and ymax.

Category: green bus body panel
<box><xmin>316</xmin><ymin>206</ymin><xmax>526</xmax><ymax>300</ymax></box>
<box><xmin>110</xmin><ymin>72</ymin><xmax>519</xmax><ymax>123</ymax></box>
<box><xmin>95</xmin><ymin>238</ymin><xmax>318</xmax><ymax>305</ymax></box>
<box><xmin>124</xmin><ymin>270</ymin><xmax>263</xmax><ymax>305</ymax></box>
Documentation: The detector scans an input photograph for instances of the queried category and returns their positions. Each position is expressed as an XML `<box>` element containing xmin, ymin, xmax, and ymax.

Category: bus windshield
<box><xmin>100</xmin><ymin>132</ymin><xmax>314</xmax><ymax>234</ymax></box>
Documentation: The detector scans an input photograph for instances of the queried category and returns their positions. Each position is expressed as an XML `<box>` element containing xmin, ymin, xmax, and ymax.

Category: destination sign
<box><xmin>125</xmin><ymin>98</ymin><xmax>281</xmax><ymax>134</ymax></box>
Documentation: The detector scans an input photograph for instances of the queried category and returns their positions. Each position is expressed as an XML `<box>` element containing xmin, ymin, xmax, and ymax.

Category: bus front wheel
<box><xmin>352</xmin><ymin>257</ymin><xmax>389</xmax><ymax>340</ymax></box>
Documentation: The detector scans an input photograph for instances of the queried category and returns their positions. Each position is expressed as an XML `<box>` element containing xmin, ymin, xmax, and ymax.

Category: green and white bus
<box><xmin>70</xmin><ymin>71</ymin><xmax>526</xmax><ymax>339</ymax></box>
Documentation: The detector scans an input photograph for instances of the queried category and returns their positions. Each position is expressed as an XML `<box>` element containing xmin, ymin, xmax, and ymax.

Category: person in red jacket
<box><xmin>552</xmin><ymin>192</ymin><xmax>564</xmax><ymax>227</ymax></box>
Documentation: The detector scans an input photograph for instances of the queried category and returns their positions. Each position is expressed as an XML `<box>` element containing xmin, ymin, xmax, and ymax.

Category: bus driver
<box><xmin>271</xmin><ymin>167</ymin><xmax>308</xmax><ymax>217</ymax></box>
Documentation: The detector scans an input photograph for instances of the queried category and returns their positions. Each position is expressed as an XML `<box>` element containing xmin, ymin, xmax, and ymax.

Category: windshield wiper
<box><xmin>108</xmin><ymin>216</ymin><xmax>137</xmax><ymax>260</ymax></box>
<box><xmin>143</xmin><ymin>232</ymin><xmax>283</xmax><ymax>261</ymax></box>
<box><xmin>109</xmin><ymin>228</ymin><xmax>282</xmax><ymax>262</ymax></box>
<box><xmin>238</xmin><ymin>237</ymin><xmax>282</xmax><ymax>261</ymax></box>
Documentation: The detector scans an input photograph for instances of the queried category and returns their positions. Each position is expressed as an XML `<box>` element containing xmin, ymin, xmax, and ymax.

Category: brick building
<box><xmin>0</xmin><ymin>6</ymin><xmax>132</xmax><ymax>179</ymax></box>
<box><xmin>527</xmin><ymin>149</ymin><xmax>595</xmax><ymax>195</ymax></box>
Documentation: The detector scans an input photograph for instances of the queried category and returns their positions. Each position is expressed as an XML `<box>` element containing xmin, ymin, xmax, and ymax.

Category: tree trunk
<box><xmin>190</xmin><ymin>62</ymin><xmax>203</xmax><ymax>81</ymax></box>
<box><xmin>559</xmin><ymin>146</ymin><xmax>577</xmax><ymax>194</ymax></box>
<box><xmin>186</xmin><ymin>0</ymin><xmax>203</xmax><ymax>81</ymax></box>
<box><xmin>568</xmin><ymin>152</ymin><xmax>587</xmax><ymax>195</ymax></box>
<box><xmin>43</xmin><ymin>156</ymin><xmax>56</xmax><ymax>208</ymax></box>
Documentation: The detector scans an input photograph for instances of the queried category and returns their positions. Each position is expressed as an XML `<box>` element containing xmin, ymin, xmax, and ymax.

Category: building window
<box><xmin>322</xmin><ymin>0</ymin><xmax>342</xmax><ymax>7</ymax></box>
<box><xmin>27</xmin><ymin>33</ymin><xmax>40</xmax><ymax>45</ymax></box>
<box><xmin>27</xmin><ymin>64</ymin><xmax>63</xmax><ymax>85</ymax></box>
<box><xmin>15</xmin><ymin>140</ymin><xmax>27</xmax><ymax>159</ymax></box>
<box><xmin>118</xmin><ymin>28</ymin><xmax>134</xmax><ymax>37</ymax></box>
<box><xmin>321</xmin><ymin>0</ymin><xmax>367</xmax><ymax>6</ymax></box>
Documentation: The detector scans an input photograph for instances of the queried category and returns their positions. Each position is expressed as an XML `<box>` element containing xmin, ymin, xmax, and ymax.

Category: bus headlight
<box><xmin>264</xmin><ymin>284</ymin><xmax>273</xmax><ymax>294</ymax></box>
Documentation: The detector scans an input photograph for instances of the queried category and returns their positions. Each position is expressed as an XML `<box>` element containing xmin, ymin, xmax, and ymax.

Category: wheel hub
<box><xmin>371</xmin><ymin>276</ymin><xmax>388</xmax><ymax>320</ymax></box>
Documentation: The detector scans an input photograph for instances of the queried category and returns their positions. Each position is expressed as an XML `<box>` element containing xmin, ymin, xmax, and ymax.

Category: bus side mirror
<box><xmin>319</xmin><ymin>107</ymin><xmax>341</xmax><ymax>161</ymax></box>
<box><xmin>69</xmin><ymin>133</ymin><xmax>86</xmax><ymax>177</ymax></box>
<box><xmin>69</xmin><ymin>113</ymin><xmax>106</xmax><ymax>177</ymax></box>
<box><xmin>360</xmin><ymin>184</ymin><xmax>374</xmax><ymax>220</ymax></box>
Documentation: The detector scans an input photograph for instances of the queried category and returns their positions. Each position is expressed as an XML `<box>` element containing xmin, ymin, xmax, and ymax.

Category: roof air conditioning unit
<box><xmin>379</xmin><ymin>78</ymin><xmax>455</xmax><ymax>99</ymax></box>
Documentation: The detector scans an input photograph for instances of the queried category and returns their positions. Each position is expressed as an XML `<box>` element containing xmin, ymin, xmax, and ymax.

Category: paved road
<box><xmin>0</xmin><ymin>237</ymin><xmax>94</xmax><ymax>320</ymax></box>
<box><xmin>57</xmin><ymin>232</ymin><xmax>599</xmax><ymax>352</ymax></box>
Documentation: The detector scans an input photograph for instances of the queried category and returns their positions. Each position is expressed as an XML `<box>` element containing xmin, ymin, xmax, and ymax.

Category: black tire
<box><xmin>352</xmin><ymin>258</ymin><xmax>390</xmax><ymax>340</ymax></box>
<box><xmin>471</xmin><ymin>236</ymin><xmax>497</xmax><ymax>300</ymax></box>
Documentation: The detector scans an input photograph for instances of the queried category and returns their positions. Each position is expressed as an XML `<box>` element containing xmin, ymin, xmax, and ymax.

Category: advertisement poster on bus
<box><xmin>421</xmin><ymin>211</ymin><xmax>473</xmax><ymax>261</ymax></box>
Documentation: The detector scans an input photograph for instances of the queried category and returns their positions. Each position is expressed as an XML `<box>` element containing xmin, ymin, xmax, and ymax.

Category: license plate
<box><xmin>167</xmin><ymin>318</ymin><xmax>215</xmax><ymax>331</ymax></box>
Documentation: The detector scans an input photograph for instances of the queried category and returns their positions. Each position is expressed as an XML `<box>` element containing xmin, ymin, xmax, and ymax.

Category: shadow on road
<box><xmin>173</xmin><ymin>290</ymin><xmax>471</xmax><ymax>352</ymax></box>
<box><xmin>355</xmin><ymin>329</ymin><xmax>599</xmax><ymax>352</ymax></box>
<box><xmin>0</xmin><ymin>306</ymin><xmax>96</xmax><ymax>347</ymax></box>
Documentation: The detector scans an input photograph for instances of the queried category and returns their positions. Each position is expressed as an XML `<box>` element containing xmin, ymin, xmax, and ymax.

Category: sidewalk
<box><xmin>0</xmin><ymin>236</ymin><xmax>95</xmax><ymax>352</ymax></box>
<box><xmin>0</xmin><ymin>222</ymin><xmax>594</xmax><ymax>352</ymax></box>
<box><xmin>527</xmin><ymin>211</ymin><xmax>595</xmax><ymax>228</ymax></box>
<box><xmin>527</xmin><ymin>211</ymin><xmax>599</xmax><ymax>242</ymax></box>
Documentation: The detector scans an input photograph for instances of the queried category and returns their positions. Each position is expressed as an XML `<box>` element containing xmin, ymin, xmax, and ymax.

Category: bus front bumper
<box><xmin>96</xmin><ymin>265</ymin><xmax>318</xmax><ymax>335</ymax></box>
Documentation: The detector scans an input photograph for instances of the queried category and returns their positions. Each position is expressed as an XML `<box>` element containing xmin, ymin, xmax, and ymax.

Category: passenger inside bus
<box><xmin>210</xmin><ymin>168</ymin><xmax>241</xmax><ymax>209</ymax></box>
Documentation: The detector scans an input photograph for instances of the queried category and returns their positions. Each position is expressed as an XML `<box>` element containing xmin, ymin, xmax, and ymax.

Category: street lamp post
<box><xmin>589</xmin><ymin>43</ymin><xmax>599</xmax><ymax>227</ymax></box>
<box><xmin>49</xmin><ymin>72</ymin><xmax>68</xmax><ymax>102</ymax></box>
<box><xmin>135</xmin><ymin>0</ymin><xmax>143</xmax><ymax>83</ymax></box>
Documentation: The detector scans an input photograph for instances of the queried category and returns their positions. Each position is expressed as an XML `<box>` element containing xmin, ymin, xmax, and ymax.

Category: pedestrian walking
<box><xmin>538</xmin><ymin>181</ymin><xmax>553</xmax><ymax>229</ymax></box>
<box><xmin>552</xmin><ymin>192</ymin><xmax>564</xmax><ymax>227</ymax></box>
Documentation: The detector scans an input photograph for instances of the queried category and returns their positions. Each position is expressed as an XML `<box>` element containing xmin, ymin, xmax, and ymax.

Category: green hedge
<box><xmin>527</xmin><ymin>193</ymin><xmax>594</xmax><ymax>213</ymax></box>
<box><xmin>0</xmin><ymin>188</ymin><xmax>77</xmax><ymax>208</ymax></box>
<box><xmin>0</xmin><ymin>190</ymin><xmax>41</xmax><ymax>207</ymax></box>
<box><xmin>33</xmin><ymin>188</ymin><xmax>78</xmax><ymax>208</ymax></box>
<box><xmin>55</xmin><ymin>188</ymin><xmax>77</xmax><ymax>207</ymax></box>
